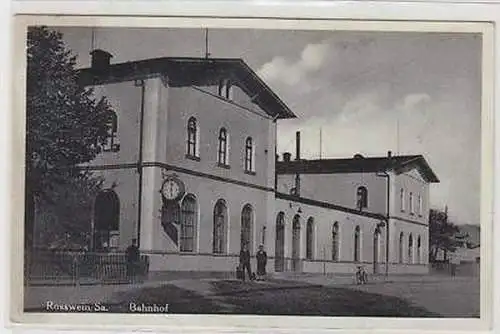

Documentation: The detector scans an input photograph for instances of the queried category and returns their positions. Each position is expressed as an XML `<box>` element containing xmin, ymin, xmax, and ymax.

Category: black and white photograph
<box><xmin>16</xmin><ymin>17</ymin><xmax>492</xmax><ymax>326</ymax></box>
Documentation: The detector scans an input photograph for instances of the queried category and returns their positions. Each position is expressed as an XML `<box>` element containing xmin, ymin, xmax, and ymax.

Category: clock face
<box><xmin>161</xmin><ymin>177</ymin><xmax>184</xmax><ymax>200</ymax></box>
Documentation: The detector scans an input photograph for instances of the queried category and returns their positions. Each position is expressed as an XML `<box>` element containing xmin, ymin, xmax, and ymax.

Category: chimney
<box><xmin>283</xmin><ymin>152</ymin><xmax>292</xmax><ymax>162</ymax></box>
<box><xmin>90</xmin><ymin>49</ymin><xmax>113</xmax><ymax>72</ymax></box>
<box><xmin>295</xmin><ymin>131</ymin><xmax>301</xmax><ymax>161</ymax></box>
<box><xmin>388</xmin><ymin>150</ymin><xmax>392</xmax><ymax>158</ymax></box>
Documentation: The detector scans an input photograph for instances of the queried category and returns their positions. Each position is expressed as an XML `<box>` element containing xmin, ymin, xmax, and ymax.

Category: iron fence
<box><xmin>25</xmin><ymin>248</ymin><xmax>150</xmax><ymax>285</ymax></box>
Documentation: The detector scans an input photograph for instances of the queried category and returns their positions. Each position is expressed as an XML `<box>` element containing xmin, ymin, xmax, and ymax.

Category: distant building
<box><xmin>275</xmin><ymin>152</ymin><xmax>439</xmax><ymax>274</ymax></box>
<box><xmin>35</xmin><ymin>50</ymin><xmax>441</xmax><ymax>275</ymax></box>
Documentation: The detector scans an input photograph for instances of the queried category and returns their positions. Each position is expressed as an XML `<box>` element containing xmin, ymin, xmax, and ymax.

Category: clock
<box><xmin>161</xmin><ymin>176</ymin><xmax>185</xmax><ymax>201</ymax></box>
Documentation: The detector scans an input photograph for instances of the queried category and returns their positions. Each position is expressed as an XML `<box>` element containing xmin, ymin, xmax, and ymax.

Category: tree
<box><xmin>37</xmin><ymin>172</ymin><xmax>105</xmax><ymax>250</ymax></box>
<box><xmin>428</xmin><ymin>208</ymin><xmax>461</xmax><ymax>262</ymax></box>
<box><xmin>25</xmin><ymin>26</ymin><xmax>113</xmax><ymax>250</ymax></box>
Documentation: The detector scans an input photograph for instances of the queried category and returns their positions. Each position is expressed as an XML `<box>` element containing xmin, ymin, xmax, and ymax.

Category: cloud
<box><xmin>257</xmin><ymin>42</ymin><xmax>330</xmax><ymax>86</ymax></box>
<box><xmin>277</xmin><ymin>90</ymin><xmax>479</xmax><ymax>225</ymax></box>
<box><xmin>399</xmin><ymin>93</ymin><xmax>432</xmax><ymax>115</ymax></box>
<box><xmin>300</xmin><ymin>43</ymin><xmax>330</xmax><ymax>70</ymax></box>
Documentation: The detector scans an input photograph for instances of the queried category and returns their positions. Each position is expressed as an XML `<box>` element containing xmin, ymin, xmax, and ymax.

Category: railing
<box><xmin>25</xmin><ymin>249</ymin><xmax>150</xmax><ymax>285</ymax></box>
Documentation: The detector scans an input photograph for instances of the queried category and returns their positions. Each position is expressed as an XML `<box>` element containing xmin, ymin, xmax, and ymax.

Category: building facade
<box><xmin>65</xmin><ymin>50</ymin><xmax>440</xmax><ymax>275</ymax></box>
<box><xmin>275</xmin><ymin>152</ymin><xmax>439</xmax><ymax>274</ymax></box>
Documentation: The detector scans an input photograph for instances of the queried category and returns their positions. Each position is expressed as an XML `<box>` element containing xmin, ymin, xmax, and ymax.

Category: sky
<box><xmin>55</xmin><ymin>27</ymin><xmax>482</xmax><ymax>225</ymax></box>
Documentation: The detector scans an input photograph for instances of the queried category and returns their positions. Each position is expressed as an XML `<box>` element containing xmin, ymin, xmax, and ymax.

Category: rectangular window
<box><xmin>418</xmin><ymin>195</ymin><xmax>423</xmax><ymax>216</ymax></box>
<box><xmin>409</xmin><ymin>192</ymin><xmax>414</xmax><ymax>214</ymax></box>
<box><xmin>400</xmin><ymin>188</ymin><xmax>405</xmax><ymax>212</ymax></box>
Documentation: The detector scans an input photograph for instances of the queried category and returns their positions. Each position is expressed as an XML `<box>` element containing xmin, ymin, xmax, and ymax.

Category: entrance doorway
<box><xmin>275</xmin><ymin>212</ymin><xmax>285</xmax><ymax>272</ymax></box>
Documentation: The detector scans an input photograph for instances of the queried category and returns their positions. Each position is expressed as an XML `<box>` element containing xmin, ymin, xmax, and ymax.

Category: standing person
<box><xmin>239</xmin><ymin>244</ymin><xmax>252</xmax><ymax>282</ymax></box>
<box><xmin>256</xmin><ymin>244</ymin><xmax>267</xmax><ymax>281</ymax></box>
<box><xmin>125</xmin><ymin>239</ymin><xmax>140</xmax><ymax>283</ymax></box>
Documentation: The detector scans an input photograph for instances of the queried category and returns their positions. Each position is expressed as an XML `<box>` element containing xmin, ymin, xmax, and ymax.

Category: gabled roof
<box><xmin>276</xmin><ymin>154</ymin><xmax>440</xmax><ymax>183</ymax></box>
<box><xmin>78</xmin><ymin>56</ymin><xmax>296</xmax><ymax>120</ymax></box>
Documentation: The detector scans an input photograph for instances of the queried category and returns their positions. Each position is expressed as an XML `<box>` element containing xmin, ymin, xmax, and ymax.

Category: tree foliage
<box><xmin>428</xmin><ymin>209</ymin><xmax>461</xmax><ymax>262</ymax></box>
<box><xmin>36</xmin><ymin>172</ymin><xmax>105</xmax><ymax>250</ymax></box>
<box><xmin>25</xmin><ymin>26</ymin><xmax>113</xmax><ymax>249</ymax></box>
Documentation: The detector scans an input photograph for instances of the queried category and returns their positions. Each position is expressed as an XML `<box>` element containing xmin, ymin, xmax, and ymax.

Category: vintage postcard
<box><xmin>9</xmin><ymin>8</ymin><xmax>495</xmax><ymax>333</ymax></box>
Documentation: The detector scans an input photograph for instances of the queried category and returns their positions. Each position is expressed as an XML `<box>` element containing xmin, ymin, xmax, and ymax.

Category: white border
<box><xmin>6</xmin><ymin>2</ymin><xmax>498</xmax><ymax>333</ymax></box>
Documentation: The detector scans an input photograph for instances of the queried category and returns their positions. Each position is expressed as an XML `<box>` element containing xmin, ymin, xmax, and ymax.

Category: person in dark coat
<box><xmin>125</xmin><ymin>239</ymin><xmax>140</xmax><ymax>283</ymax></box>
<box><xmin>239</xmin><ymin>244</ymin><xmax>252</xmax><ymax>281</ymax></box>
<box><xmin>256</xmin><ymin>244</ymin><xmax>267</xmax><ymax>280</ymax></box>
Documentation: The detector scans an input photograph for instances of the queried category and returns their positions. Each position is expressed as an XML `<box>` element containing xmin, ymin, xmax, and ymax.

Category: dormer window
<box><xmin>218</xmin><ymin>79</ymin><xmax>233</xmax><ymax>100</ymax></box>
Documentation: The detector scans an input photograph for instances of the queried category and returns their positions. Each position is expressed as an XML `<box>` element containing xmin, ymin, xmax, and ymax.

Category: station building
<box><xmin>73</xmin><ymin>50</ymin><xmax>439</xmax><ymax>275</ymax></box>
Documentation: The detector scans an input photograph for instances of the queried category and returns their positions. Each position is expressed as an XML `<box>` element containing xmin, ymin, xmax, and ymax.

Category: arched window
<box><xmin>94</xmin><ymin>190</ymin><xmax>120</xmax><ymax>250</ymax></box>
<box><xmin>409</xmin><ymin>192</ymin><xmax>414</xmax><ymax>214</ymax></box>
<box><xmin>103</xmin><ymin>111</ymin><xmax>119</xmax><ymax>152</ymax></box>
<box><xmin>399</xmin><ymin>232</ymin><xmax>404</xmax><ymax>263</ymax></box>
<box><xmin>417</xmin><ymin>235</ymin><xmax>421</xmax><ymax>264</ymax></box>
<box><xmin>306</xmin><ymin>217</ymin><xmax>314</xmax><ymax>260</ymax></box>
<box><xmin>218</xmin><ymin>128</ymin><xmax>229</xmax><ymax>166</ymax></box>
<box><xmin>292</xmin><ymin>215</ymin><xmax>301</xmax><ymax>272</ymax></box>
<box><xmin>408</xmin><ymin>234</ymin><xmax>414</xmax><ymax>264</ymax></box>
<box><xmin>245</xmin><ymin>137</ymin><xmax>254</xmax><ymax>173</ymax></box>
<box><xmin>186</xmin><ymin>117</ymin><xmax>198</xmax><ymax>158</ymax></box>
<box><xmin>332</xmin><ymin>222</ymin><xmax>339</xmax><ymax>261</ymax></box>
<box><xmin>354</xmin><ymin>226</ymin><xmax>361</xmax><ymax>262</ymax></box>
<box><xmin>213</xmin><ymin>199</ymin><xmax>227</xmax><ymax>254</ymax></box>
<box><xmin>275</xmin><ymin>212</ymin><xmax>285</xmax><ymax>272</ymax></box>
<box><xmin>240</xmin><ymin>204</ymin><xmax>253</xmax><ymax>251</ymax></box>
<box><xmin>356</xmin><ymin>186</ymin><xmax>368</xmax><ymax>209</ymax></box>
<box><xmin>400</xmin><ymin>188</ymin><xmax>405</xmax><ymax>211</ymax></box>
<box><xmin>180</xmin><ymin>195</ymin><xmax>197</xmax><ymax>252</ymax></box>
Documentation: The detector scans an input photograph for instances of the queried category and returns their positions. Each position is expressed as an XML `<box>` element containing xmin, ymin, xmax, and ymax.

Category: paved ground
<box><xmin>24</xmin><ymin>273</ymin><xmax>480</xmax><ymax>317</ymax></box>
<box><xmin>282</xmin><ymin>274</ymin><xmax>480</xmax><ymax>317</ymax></box>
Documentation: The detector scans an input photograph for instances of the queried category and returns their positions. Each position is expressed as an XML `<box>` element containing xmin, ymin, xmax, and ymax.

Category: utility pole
<box><xmin>204</xmin><ymin>28</ymin><xmax>211</xmax><ymax>58</ymax></box>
